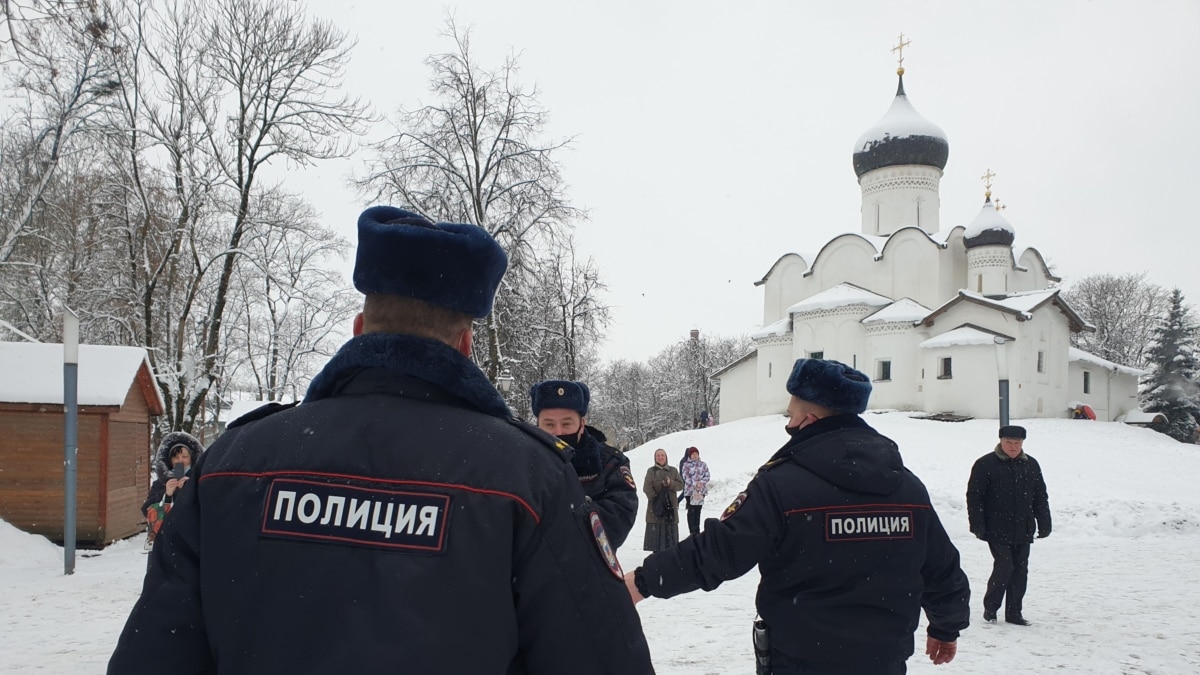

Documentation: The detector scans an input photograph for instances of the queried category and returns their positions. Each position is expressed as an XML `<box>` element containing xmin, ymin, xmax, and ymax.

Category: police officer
<box><xmin>967</xmin><ymin>425</ymin><xmax>1051</xmax><ymax>626</ymax></box>
<box><xmin>530</xmin><ymin>379</ymin><xmax>638</xmax><ymax>547</ymax></box>
<box><xmin>108</xmin><ymin>206</ymin><xmax>654</xmax><ymax>674</ymax></box>
<box><xmin>624</xmin><ymin>359</ymin><xmax>970</xmax><ymax>674</ymax></box>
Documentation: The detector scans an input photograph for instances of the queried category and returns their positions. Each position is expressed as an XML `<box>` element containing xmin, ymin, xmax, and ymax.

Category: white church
<box><xmin>715</xmin><ymin>59</ymin><xmax>1144</xmax><ymax>424</ymax></box>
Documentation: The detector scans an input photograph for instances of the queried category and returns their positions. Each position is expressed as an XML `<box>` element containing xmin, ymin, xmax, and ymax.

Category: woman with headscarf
<box><xmin>642</xmin><ymin>448</ymin><xmax>684</xmax><ymax>552</ymax></box>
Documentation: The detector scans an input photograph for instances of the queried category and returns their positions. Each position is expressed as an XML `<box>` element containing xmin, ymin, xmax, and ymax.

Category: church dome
<box><xmin>852</xmin><ymin>74</ymin><xmax>949</xmax><ymax>178</ymax></box>
<box><xmin>963</xmin><ymin>197</ymin><xmax>1016</xmax><ymax>248</ymax></box>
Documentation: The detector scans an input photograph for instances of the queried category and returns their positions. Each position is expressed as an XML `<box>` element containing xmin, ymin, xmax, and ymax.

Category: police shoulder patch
<box><xmin>262</xmin><ymin>478</ymin><xmax>450</xmax><ymax>553</ymax></box>
<box><xmin>720</xmin><ymin>491</ymin><xmax>749</xmax><ymax>522</ymax></box>
<box><xmin>619</xmin><ymin>466</ymin><xmax>636</xmax><ymax>490</ymax></box>
<box><xmin>588</xmin><ymin>511</ymin><xmax>623</xmax><ymax>579</ymax></box>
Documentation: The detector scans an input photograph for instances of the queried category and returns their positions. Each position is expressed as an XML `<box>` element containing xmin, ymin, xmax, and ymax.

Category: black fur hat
<box><xmin>786</xmin><ymin>359</ymin><xmax>872</xmax><ymax>414</ymax></box>
<box><xmin>352</xmin><ymin>206</ymin><xmax>508</xmax><ymax>318</ymax></box>
<box><xmin>529</xmin><ymin>379</ymin><xmax>589</xmax><ymax>417</ymax></box>
<box><xmin>999</xmin><ymin>425</ymin><xmax>1027</xmax><ymax>439</ymax></box>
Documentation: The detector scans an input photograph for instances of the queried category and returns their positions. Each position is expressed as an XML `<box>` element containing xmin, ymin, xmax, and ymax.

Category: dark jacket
<box><xmin>109</xmin><ymin>333</ymin><xmax>653</xmax><ymax>675</ymax></box>
<box><xmin>140</xmin><ymin>432</ymin><xmax>205</xmax><ymax>517</ymax></box>
<box><xmin>640</xmin><ymin>415</ymin><xmax>970</xmax><ymax>670</ymax></box>
<box><xmin>967</xmin><ymin>446</ymin><xmax>1052</xmax><ymax>544</ymax></box>
<box><xmin>573</xmin><ymin>426</ymin><xmax>638</xmax><ymax>548</ymax></box>
<box><xmin>642</xmin><ymin>463</ymin><xmax>683</xmax><ymax>525</ymax></box>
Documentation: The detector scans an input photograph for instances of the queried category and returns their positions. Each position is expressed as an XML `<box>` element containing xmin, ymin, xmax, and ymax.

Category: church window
<box><xmin>938</xmin><ymin>357</ymin><xmax>953</xmax><ymax>379</ymax></box>
<box><xmin>809</xmin><ymin>350</ymin><xmax>824</xmax><ymax>360</ymax></box>
<box><xmin>768</xmin><ymin>363</ymin><xmax>772</xmax><ymax>378</ymax></box>
<box><xmin>876</xmin><ymin>360</ymin><xmax>892</xmax><ymax>381</ymax></box>
<box><xmin>1037</xmin><ymin>351</ymin><xmax>1045</xmax><ymax>373</ymax></box>
<box><xmin>1083</xmin><ymin>371</ymin><xmax>1091</xmax><ymax>394</ymax></box>
<box><xmin>977</xmin><ymin>275</ymin><xmax>983</xmax><ymax>292</ymax></box>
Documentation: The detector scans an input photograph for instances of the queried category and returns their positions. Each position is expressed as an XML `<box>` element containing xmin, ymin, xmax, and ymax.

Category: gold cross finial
<box><xmin>981</xmin><ymin>168</ymin><xmax>995</xmax><ymax>199</ymax></box>
<box><xmin>994</xmin><ymin>199</ymin><xmax>1006</xmax><ymax>212</ymax></box>
<box><xmin>892</xmin><ymin>32</ymin><xmax>912</xmax><ymax>75</ymax></box>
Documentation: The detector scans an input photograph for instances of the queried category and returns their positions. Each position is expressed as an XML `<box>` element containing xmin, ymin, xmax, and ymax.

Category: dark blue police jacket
<box><xmin>640</xmin><ymin>414</ymin><xmax>970</xmax><ymax>670</ymax></box>
<box><xmin>108</xmin><ymin>332</ymin><xmax>653</xmax><ymax>675</ymax></box>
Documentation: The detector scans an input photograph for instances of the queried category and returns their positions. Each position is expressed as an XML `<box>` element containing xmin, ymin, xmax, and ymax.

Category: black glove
<box><xmin>1037</xmin><ymin>531</ymin><xmax>1050</xmax><ymax>539</ymax></box>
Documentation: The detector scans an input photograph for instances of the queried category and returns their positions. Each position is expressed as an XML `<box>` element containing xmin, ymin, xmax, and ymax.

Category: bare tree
<box><xmin>356</xmin><ymin>17</ymin><xmax>580</xmax><ymax>383</ymax></box>
<box><xmin>1063</xmin><ymin>272</ymin><xmax>1169</xmax><ymax>369</ymax></box>
<box><xmin>174</xmin><ymin>0</ymin><xmax>369</xmax><ymax>432</ymax></box>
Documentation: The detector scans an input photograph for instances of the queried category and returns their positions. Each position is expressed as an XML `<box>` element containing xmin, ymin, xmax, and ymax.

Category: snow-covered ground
<box><xmin>3</xmin><ymin>413</ymin><xmax>1199</xmax><ymax>674</ymax></box>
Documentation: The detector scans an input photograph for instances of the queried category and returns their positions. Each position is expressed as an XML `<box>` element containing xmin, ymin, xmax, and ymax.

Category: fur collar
<box><xmin>304</xmin><ymin>333</ymin><xmax>511</xmax><ymax>419</ymax></box>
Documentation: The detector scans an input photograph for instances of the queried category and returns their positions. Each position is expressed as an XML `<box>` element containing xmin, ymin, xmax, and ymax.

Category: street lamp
<box><xmin>993</xmin><ymin>336</ymin><xmax>1010</xmax><ymax>427</ymax></box>
<box><xmin>496</xmin><ymin>369</ymin><xmax>514</xmax><ymax>395</ymax></box>
<box><xmin>63</xmin><ymin>309</ymin><xmax>79</xmax><ymax>575</ymax></box>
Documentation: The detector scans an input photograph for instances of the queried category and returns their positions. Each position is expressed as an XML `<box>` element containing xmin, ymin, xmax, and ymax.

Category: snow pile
<box><xmin>854</xmin><ymin>92</ymin><xmax>949</xmax><ymax>150</ymax></box>
<box><xmin>919</xmin><ymin>326</ymin><xmax>1003</xmax><ymax>349</ymax></box>
<box><xmin>787</xmin><ymin>282</ymin><xmax>892</xmax><ymax>315</ymax></box>
<box><xmin>862</xmin><ymin>297</ymin><xmax>932</xmax><ymax>324</ymax></box>
<box><xmin>0</xmin><ymin>518</ymin><xmax>61</xmax><ymax>569</ymax></box>
<box><xmin>963</xmin><ymin>201</ymin><xmax>1016</xmax><ymax>239</ymax></box>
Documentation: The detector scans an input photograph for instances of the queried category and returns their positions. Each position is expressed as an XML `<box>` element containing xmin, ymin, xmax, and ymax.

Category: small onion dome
<box><xmin>963</xmin><ymin>197</ymin><xmax>1016</xmax><ymax>248</ymax></box>
<box><xmin>853</xmin><ymin>74</ymin><xmax>949</xmax><ymax>178</ymax></box>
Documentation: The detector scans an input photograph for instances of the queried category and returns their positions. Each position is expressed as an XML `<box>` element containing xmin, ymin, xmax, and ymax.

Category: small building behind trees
<box><xmin>0</xmin><ymin>342</ymin><xmax>164</xmax><ymax>546</ymax></box>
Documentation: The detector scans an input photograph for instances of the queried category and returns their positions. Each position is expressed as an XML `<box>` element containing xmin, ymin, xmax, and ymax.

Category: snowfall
<box><xmin>3</xmin><ymin>413</ymin><xmax>1199</xmax><ymax>674</ymax></box>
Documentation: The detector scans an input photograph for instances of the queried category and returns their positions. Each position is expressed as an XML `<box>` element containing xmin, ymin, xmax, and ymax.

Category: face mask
<box><xmin>785</xmin><ymin>424</ymin><xmax>804</xmax><ymax>439</ymax></box>
<box><xmin>556</xmin><ymin>432</ymin><xmax>584</xmax><ymax>450</ymax></box>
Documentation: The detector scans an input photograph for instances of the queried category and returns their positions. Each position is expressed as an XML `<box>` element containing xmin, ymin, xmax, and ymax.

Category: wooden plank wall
<box><xmin>107</xmin><ymin>383</ymin><xmax>152</xmax><ymax>540</ymax></box>
<box><xmin>0</xmin><ymin>410</ymin><xmax>104</xmax><ymax>541</ymax></box>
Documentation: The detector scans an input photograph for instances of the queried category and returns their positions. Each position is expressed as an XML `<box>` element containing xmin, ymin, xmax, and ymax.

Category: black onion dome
<box><xmin>853</xmin><ymin>74</ymin><xmax>949</xmax><ymax>178</ymax></box>
<box><xmin>963</xmin><ymin>197</ymin><xmax>1016</xmax><ymax>248</ymax></box>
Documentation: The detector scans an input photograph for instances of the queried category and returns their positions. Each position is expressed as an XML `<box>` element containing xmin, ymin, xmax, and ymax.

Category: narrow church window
<box><xmin>876</xmin><ymin>360</ymin><xmax>892</xmax><ymax>381</ymax></box>
<box><xmin>938</xmin><ymin>357</ymin><xmax>953</xmax><ymax>379</ymax></box>
<box><xmin>1083</xmin><ymin>371</ymin><xmax>1091</xmax><ymax>394</ymax></box>
<box><xmin>1037</xmin><ymin>351</ymin><xmax>1045</xmax><ymax>373</ymax></box>
<box><xmin>977</xmin><ymin>275</ymin><xmax>983</xmax><ymax>292</ymax></box>
<box><xmin>769</xmin><ymin>363</ymin><xmax>772</xmax><ymax>378</ymax></box>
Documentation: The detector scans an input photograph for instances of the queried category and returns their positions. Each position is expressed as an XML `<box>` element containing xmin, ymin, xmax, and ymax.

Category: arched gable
<box><xmin>758</xmin><ymin>253</ymin><xmax>810</xmax><ymax>323</ymax></box>
<box><xmin>1016</xmin><ymin>247</ymin><xmax>1060</xmax><ymax>290</ymax></box>
<box><xmin>805</xmin><ymin>234</ymin><xmax>879</xmax><ymax>290</ymax></box>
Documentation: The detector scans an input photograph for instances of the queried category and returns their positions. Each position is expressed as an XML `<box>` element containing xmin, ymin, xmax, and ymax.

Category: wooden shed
<box><xmin>0</xmin><ymin>341</ymin><xmax>164</xmax><ymax>546</ymax></box>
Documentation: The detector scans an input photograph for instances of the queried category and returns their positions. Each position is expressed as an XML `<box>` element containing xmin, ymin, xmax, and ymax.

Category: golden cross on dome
<box><xmin>892</xmin><ymin>32</ymin><xmax>912</xmax><ymax>74</ymax></box>
<box><xmin>981</xmin><ymin>168</ymin><xmax>995</xmax><ymax>199</ymax></box>
<box><xmin>994</xmin><ymin>199</ymin><xmax>1006</xmax><ymax>212</ymax></box>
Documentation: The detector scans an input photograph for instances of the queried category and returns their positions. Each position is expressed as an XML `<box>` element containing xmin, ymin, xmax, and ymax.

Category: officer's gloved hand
<box><xmin>1037</xmin><ymin>530</ymin><xmax>1050</xmax><ymax>539</ymax></box>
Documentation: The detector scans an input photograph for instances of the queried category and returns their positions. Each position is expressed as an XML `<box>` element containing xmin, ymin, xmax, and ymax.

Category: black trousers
<box><xmin>767</xmin><ymin>648</ymin><xmax>905</xmax><ymax>674</ymax></box>
<box><xmin>983</xmin><ymin>541</ymin><xmax>1031</xmax><ymax>617</ymax></box>
<box><xmin>685</xmin><ymin>499</ymin><xmax>703</xmax><ymax>536</ymax></box>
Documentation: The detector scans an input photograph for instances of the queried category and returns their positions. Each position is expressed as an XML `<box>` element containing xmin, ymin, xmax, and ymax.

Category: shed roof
<box><xmin>0</xmin><ymin>342</ymin><xmax>165</xmax><ymax>412</ymax></box>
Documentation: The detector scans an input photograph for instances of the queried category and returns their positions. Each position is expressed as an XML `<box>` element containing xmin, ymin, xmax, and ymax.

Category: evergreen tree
<box><xmin>1139</xmin><ymin>288</ymin><xmax>1200</xmax><ymax>443</ymax></box>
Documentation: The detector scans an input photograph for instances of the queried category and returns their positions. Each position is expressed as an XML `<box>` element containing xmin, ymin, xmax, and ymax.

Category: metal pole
<box><xmin>63</xmin><ymin>309</ymin><xmax>79</xmax><ymax>575</ymax></box>
<box><xmin>998</xmin><ymin>379</ymin><xmax>1010</xmax><ymax>427</ymax></box>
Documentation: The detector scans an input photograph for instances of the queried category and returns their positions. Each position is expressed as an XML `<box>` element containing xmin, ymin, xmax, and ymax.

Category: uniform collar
<box><xmin>304</xmin><ymin>332</ymin><xmax>511</xmax><ymax>420</ymax></box>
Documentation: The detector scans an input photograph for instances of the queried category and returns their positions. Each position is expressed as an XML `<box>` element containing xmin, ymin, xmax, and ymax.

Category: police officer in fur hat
<box><xmin>967</xmin><ymin>425</ymin><xmax>1051</xmax><ymax>627</ymax></box>
<box><xmin>530</xmin><ymin>379</ymin><xmax>638</xmax><ymax>547</ymax></box>
<box><xmin>625</xmin><ymin>358</ymin><xmax>970</xmax><ymax>675</ymax></box>
<box><xmin>109</xmin><ymin>206</ymin><xmax>653</xmax><ymax>675</ymax></box>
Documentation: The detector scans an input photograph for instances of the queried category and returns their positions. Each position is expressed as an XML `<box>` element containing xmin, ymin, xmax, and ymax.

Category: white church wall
<box><xmin>864</xmin><ymin>327</ymin><xmax>923</xmax><ymax>411</ymax></box>
<box><xmin>762</xmin><ymin>254</ymin><xmax>808</xmax><ymax>324</ymax></box>
<box><xmin>756</xmin><ymin>340</ymin><xmax>793</xmax><ymax>416</ymax></box>
<box><xmin>940</xmin><ymin>228</ymin><xmax>970</xmax><ymax>300</ymax></box>
<box><xmin>807</xmin><ymin>235</ymin><xmax>877</xmax><ymax>294</ymax></box>
<box><xmin>717</xmin><ymin>355</ymin><xmax>759</xmax><ymax>423</ymax></box>
<box><xmin>1007</xmin><ymin>312</ymin><xmax>1071</xmax><ymax>419</ymax></box>
<box><xmin>920</xmin><ymin>345</ymin><xmax>1000</xmax><ymax>418</ymax></box>
<box><xmin>1067</xmin><ymin>362</ymin><xmax>1141</xmax><ymax>422</ymax></box>
<box><xmin>858</xmin><ymin>165</ymin><xmax>943</xmax><ymax>236</ymax></box>
<box><xmin>1016</xmin><ymin>249</ymin><xmax>1054</xmax><ymax>292</ymax></box>
<box><xmin>881</xmin><ymin>231</ymin><xmax>944</xmax><ymax>308</ymax></box>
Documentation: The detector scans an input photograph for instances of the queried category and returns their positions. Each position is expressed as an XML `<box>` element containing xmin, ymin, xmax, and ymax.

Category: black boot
<box><xmin>983</xmin><ymin>609</ymin><xmax>997</xmax><ymax>623</ymax></box>
<box><xmin>1005</xmin><ymin>614</ymin><xmax>1031</xmax><ymax>626</ymax></box>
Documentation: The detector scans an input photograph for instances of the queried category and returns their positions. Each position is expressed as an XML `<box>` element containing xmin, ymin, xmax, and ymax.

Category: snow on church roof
<box><xmin>862</xmin><ymin>298</ymin><xmax>932</xmax><ymax>325</ymax></box>
<box><xmin>919</xmin><ymin>326</ymin><xmax>1006</xmax><ymax>349</ymax></box>
<box><xmin>751</xmin><ymin>317</ymin><xmax>792</xmax><ymax>339</ymax></box>
<box><xmin>0</xmin><ymin>342</ymin><xmax>164</xmax><ymax>409</ymax></box>
<box><xmin>1068</xmin><ymin>347</ymin><xmax>1147</xmax><ymax>377</ymax></box>
<box><xmin>787</xmin><ymin>283</ymin><xmax>892</xmax><ymax>314</ymax></box>
<box><xmin>963</xmin><ymin>199</ymin><xmax>1016</xmax><ymax>240</ymax></box>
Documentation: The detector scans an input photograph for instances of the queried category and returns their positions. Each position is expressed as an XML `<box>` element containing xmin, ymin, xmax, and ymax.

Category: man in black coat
<box><xmin>967</xmin><ymin>425</ymin><xmax>1051</xmax><ymax>626</ymax></box>
<box><xmin>530</xmin><ymin>379</ymin><xmax>638</xmax><ymax>548</ymax></box>
<box><xmin>108</xmin><ymin>206</ymin><xmax>653</xmax><ymax>675</ymax></box>
<box><xmin>625</xmin><ymin>359</ymin><xmax>971</xmax><ymax>675</ymax></box>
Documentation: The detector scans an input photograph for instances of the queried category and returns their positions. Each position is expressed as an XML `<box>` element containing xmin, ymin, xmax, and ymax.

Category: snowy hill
<box><xmin>2</xmin><ymin>413</ymin><xmax>1198</xmax><ymax>673</ymax></box>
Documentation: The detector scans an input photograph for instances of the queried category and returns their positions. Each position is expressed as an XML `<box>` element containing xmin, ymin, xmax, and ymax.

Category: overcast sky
<box><xmin>293</xmin><ymin>0</ymin><xmax>1200</xmax><ymax>363</ymax></box>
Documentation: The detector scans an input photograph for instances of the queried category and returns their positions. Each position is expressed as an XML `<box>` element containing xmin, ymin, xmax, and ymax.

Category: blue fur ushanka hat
<box><xmin>353</xmin><ymin>205</ymin><xmax>508</xmax><ymax>318</ymax></box>
<box><xmin>530</xmin><ymin>379</ymin><xmax>590</xmax><ymax>417</ymax></box>
<box><xmin>786</xmin><ymin>358</ymin><xmax>872</xmax><ymax>414</ymax></box>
